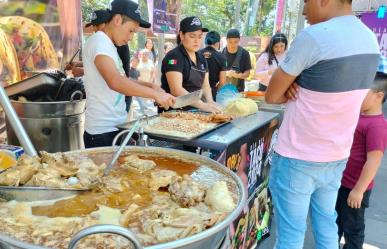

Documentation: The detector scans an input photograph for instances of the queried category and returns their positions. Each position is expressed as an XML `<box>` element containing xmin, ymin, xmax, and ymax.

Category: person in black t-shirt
<box><xmin>222</xmin><ymin>29</ymin><xmax>252</xmax><ymax>92</ymax></box>
<box><xmin>199</xmin><ymin>31</ymin><xmax>227</xmax><ymax>100</ymax></box>
<box><xmin>160</xmin><ymin>16</ymin><xmax>222</xmax><ymax>113</ymax></box>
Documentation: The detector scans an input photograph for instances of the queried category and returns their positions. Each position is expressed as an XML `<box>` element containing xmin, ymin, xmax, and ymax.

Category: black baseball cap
<box><xmin>205</xmin><ymin>31</ymin><xmax>220</xmax><ymax>45</ymax></box>
<box><xmin>85</xmin><ymin>9</ymin><xmax>111</xmax><ymax>27</ymax></box>
<box><xmin>180</xmin><ymin>16</ymin><xmax>208</xmax><ymax>33</ymax></box>
<box><xmin>110</xmin><ymin>0</ymin><xmax>151</xmax><ymax>28</ymax></box>
<box><xmin>227</xmin><ymin>28</ymin><xmax>240</xmax><ymax>39</ymax></box>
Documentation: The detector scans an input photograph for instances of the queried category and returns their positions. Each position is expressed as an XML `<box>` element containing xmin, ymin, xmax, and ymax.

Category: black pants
<box><xmin>84</xmin><ymin>130</ymin><xmax>120</xmax><ymax>148</ymax></box>
<box><xmin>335</xmin><ymin>186</ymin><xmax>372</xmax><ymax>249</ymax></box>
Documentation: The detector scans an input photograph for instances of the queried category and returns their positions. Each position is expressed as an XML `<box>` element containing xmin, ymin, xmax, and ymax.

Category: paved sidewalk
<box><xmin>259</xmin><ymin>104</ymin><xmax>387</xmax><ymax>249</ymax></box>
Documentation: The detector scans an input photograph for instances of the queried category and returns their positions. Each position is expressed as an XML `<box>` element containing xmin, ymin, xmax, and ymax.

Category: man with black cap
<box><xmin>85</xmin><ymin>9</ymin><xmax>112</xmax><ymax>31</ymax></box>
<box><xmin>160</xmin><ymin>16</ymin><xmax>221</xmax><ymax>113</ymax></box>
<box><xmin>82</xmin><ymin>0</ymin><xmax>175</xmax><ymax>148</ymax></box>
<box><xmin>199</xmin><ymin>31</ymin><xmax>227</xmax><ymax>99</ymax></box>
<box><xmin>222</xmin><ymin>28</ymin><xmax>252</xmax><ymax>92</ymax></box>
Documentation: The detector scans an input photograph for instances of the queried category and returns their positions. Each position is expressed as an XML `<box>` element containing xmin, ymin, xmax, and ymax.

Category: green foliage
<box><xmin>181</xmin><ymin>0</ymin><xmax>247</xmax><ymax>34</ymax></box>
<box><xmin>81</xmin><ymin>0</ymin><xmax>111</xmax><ymax>23</ymax></box>
<box><xmin>181</xmin><ymin>0</ymin><xmax>275</xmax><ymax>36</ymax></box>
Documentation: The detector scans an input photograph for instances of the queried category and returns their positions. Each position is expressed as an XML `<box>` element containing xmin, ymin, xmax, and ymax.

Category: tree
<box><xmin>181</xmin><ymin>0</ymin><xmax>249</xmax><ymax>34</ymax></box>
<box><xmin>81</xmin><ymin>0</ymin><xmax>111</xmax><ymax>23</ymax></box>
<box><xmin>181</xmin><ymin>0</ymin><xmax>275</xmax><ymax>36</ymax></box>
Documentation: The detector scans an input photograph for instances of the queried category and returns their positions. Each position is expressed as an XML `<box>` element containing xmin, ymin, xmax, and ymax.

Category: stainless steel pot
<box><xmin>4</xmin><ymin>72</ymin><xmax>85</xmax><ymax>153</ymax></box>
<box><xmin>0</xmin><ymin>146</ymin><xmax>247</xmax><ymax>249</ymax></box>
<box><xmin>6</xmin><ymin>98</ymin><xmax>85</xmax><ymax>153</ymax></box>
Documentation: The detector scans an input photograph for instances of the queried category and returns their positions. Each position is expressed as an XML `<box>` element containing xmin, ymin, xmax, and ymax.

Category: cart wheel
<box><xmin>68</xmin><ymin>224</ymin><xmax>143</xmax><ymax>249</ymax></box>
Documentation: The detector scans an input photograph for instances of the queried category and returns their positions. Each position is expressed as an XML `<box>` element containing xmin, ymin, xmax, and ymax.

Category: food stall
<box><xmin>0</xmin><ymin>1</ymin><xmax>281</xmax><ymax>249</ymax></box>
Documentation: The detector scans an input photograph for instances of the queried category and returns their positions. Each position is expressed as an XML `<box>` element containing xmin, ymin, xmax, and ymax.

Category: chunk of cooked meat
<box><xmin>119</xmin><ymin>204</ymin><xmax>140</xmax><ymax>227</ymax></box>
<box><xmin>17</xmin><ymin>154</ymin><xmax>41</xmax><ymax>167</ymax></box>
<box><xmin>40</xmin><ymin>151</ymin><xmax>79</xmax><ymax>177</ymax></box>
<box><xmin>168</xmin><ymin>175</ymin><xmax>206</xmax><ymax>207</ymax></box>
<box><xmin>76</xmin><ymin>159</ymin><xmax>105</xmax><ymax>188</ymax></box>
<box><xmin>149</xmin><ymin>170</ymin><xmax>178</xmax><ymax>190</ymax></box>
<box><xmin>101</xmin><ymin>175</ymin><xmax>125</xmax><ymax>193</ymax></box>
<box><xmin>208</xmin><ymin>113</ymin><xmax>234</xmax><ymax>123</ymax></box>
<box><xmin>25</xmin><ymin>167</ymin><xmax>67</xmax><ymax>188</ymax></box>
<box><xmin>205</xmin><ymin>181</ymin><xmax>236</xmax><ymax>212</ymax></box>
<box><xmin>0</xmin><ymin>161</ymin><xmax>39</xmax><ymax>186</ymax></box>
<box><xmin>119</xmin><ymin>155</ymin><xmax>156</xmax><ymax>172</ymax></box>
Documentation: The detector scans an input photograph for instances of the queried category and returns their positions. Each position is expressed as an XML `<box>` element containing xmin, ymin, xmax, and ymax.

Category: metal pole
<box><xmin>0</xmin><ymin>87</ymin><xmax>37</xmax><ymax>156</ymax></box>
<box><xmin>156</xmin><ymin>33</ymin><xmax>165</xmax><ymax>85</ymax></box>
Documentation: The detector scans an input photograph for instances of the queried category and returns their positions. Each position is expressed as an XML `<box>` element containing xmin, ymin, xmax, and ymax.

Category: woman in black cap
<box><xmin>199</xmin><ymin>31</ymin><xmax>227</xmax><ymax>100</ymax></box>
<box><xmin>160</xmin><ymin>16</ymin><xmax>222</xmax><ymax>113</ymax></box>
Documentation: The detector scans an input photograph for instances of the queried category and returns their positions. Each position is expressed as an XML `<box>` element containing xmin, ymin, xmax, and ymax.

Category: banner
<box><xmin>361</xmin><ymin>12</ymin><xmax>387</xmax><ymax>56</ymax></box>
<box><xmin>274</xmin><ymin>0</ymin><xmax>286</xmax><ymax>33</ymax></box>
<box><xmin>222</xmin><ymin>119</ymin><xmax>279</xmax><ymax>248</ymax></box>
<box><xmin>147</xmin><ymin>0</ymin><xmax>180</xmax><ymax>34</ymax></box>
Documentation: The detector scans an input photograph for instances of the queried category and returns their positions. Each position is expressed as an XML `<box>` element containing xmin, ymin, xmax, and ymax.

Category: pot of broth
<box><xmin>0</xmin><ymin>146</ymin><xmax>246</xmax><ymax>249</ymax></box>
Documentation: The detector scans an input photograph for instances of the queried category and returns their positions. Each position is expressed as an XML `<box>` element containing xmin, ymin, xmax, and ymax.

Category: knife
<box><xmin>172</xmin><ymin>90</ymin><xmax>203</xmax><ymax>109</ymax></box>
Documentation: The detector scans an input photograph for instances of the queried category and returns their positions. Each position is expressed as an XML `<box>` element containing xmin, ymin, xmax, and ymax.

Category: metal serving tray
<box><xmin>117</xmin><ymin>111</ymin><xmax>230</xmax><ymax>142</ymax></box>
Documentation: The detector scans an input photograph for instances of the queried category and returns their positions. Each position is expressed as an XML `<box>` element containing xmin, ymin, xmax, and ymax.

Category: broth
<box><xmin>32</xmin><ymin>153</ymin><xmax>199</xmax><ymax>218</ymax></box>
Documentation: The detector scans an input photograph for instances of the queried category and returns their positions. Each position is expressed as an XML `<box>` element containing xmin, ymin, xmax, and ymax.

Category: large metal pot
<box><xmin>6</xmin><ymin>98</ymin><xmax>85</xmax><ymax>153</ymax></box>
<box><xmin>5</xmin><ymin>72</ymin><xmax>85</xmax><ymax>153</ymax></box>
<box><xmin>0</xmin><ymin>146</ymin><xmax>247</xmax><ymax>249</ymax></box>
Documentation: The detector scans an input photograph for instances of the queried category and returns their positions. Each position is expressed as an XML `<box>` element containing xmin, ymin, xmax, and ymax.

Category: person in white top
<box><xmin>137</xmin><ymin>49</ymin><xmax>155</xmax><ymax>83</ymax></box>
<box><xmin>255</xmin><ymin>33</ymin><xmax>288</xmax><ymax>91</ymax></box>
<box><xmin>82</xmin><ymin>0</ymin><xmax>175</xmax><ymax>148</ymax></box>
<box><xmin>145</xmin><ymin>38</ymin><xmax>157</xmax><ymax>64</ymax></box>
<box><xmin>135</xmin><ymin>49</ymin><xmax>156</xmax><ymax>113</ymax></box>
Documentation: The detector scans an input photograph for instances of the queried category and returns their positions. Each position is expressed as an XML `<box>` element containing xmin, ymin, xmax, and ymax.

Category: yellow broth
<box><xmin>32</xmin><ymin>154</ymin><xmax>199</xmax><ymax>218</ymax></box>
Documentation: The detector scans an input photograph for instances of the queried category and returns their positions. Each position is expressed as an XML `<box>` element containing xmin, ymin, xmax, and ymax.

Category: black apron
<box><xmin>184</xmin><ymin>55</ymin><xmax>206</xmax><ymax>92</ymax></box>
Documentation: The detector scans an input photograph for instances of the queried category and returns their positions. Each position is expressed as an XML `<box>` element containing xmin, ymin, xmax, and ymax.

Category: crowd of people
<box><xmin>63</xmin><ymin>0</ymin><xmax>387</xmax><ymax>249</ymax></box>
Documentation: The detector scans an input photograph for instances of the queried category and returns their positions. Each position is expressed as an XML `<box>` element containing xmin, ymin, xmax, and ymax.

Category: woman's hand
<box><xmin>199</xmin><ymin>102</ymin><xmax>222</xmax><ymax>113</ymax></box>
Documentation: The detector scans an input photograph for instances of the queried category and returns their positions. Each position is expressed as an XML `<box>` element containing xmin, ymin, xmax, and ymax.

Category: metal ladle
<box><xmin>0</xmin><ymin>86</ymin><xmax>37</xmax><ymax>156</ymax></box>
<box><xmin>103</xmin><ymin>119</ymin><xmax>140</xmax><ymax>176</ymax></box>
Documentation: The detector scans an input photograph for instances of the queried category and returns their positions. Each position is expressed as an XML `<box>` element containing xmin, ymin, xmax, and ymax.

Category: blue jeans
<box><xmin>269</xmin><ymin>152</ymin><xmax>347</xmax><ymax>249</ymax></box>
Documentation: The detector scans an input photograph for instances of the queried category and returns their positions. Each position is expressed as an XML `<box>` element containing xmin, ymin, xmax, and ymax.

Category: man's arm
<box><xmin>348</xmin><ymin>150</ymin><xmax>383</xmax><ymax>208</ymax></box>
<box><xmin>265</xmin><ymin>68</ymin><xmax>297</xmax><ymax>104</ymax></box>
<box><xmin>95</xmin><ymin>55</ymin><xmax>174</xmax><ymax>108</ymax></box>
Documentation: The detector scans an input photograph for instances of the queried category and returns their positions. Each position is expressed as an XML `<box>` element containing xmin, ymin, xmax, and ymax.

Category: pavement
<box><xmin>259</xmin><ymin>103</ymin><xmax>387</xmax><ymax>249</ymax></box>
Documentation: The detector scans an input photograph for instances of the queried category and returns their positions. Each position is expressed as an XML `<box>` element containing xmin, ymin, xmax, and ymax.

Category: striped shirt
<box><xmin>275</xmin><ymin>15</ymin><xmax>380</xmax><ymax>162</ymax></box>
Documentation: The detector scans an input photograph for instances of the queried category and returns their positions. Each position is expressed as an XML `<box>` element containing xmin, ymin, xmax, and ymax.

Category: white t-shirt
<box><xmin>137</xmin><ymin>60</ymin><xmax>155</xmax><ymax>82</ymax></box>
<box><xmin>83</xmin><ymin>31</ymin><xmax>127</xmax><ymax>135</ymax></box>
